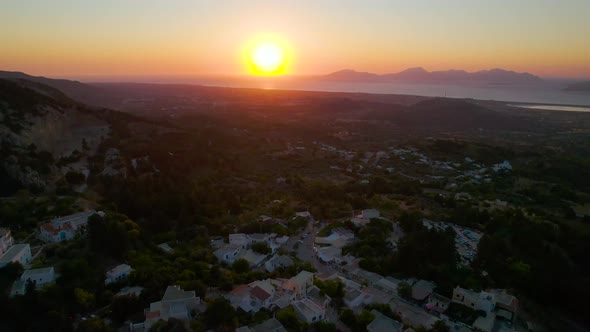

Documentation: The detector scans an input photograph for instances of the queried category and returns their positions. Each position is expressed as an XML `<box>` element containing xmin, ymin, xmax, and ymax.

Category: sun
<box><xmin>248</xmin><ymin>42</ymin><xmax>287</xmax><ymax>75</ymax></box>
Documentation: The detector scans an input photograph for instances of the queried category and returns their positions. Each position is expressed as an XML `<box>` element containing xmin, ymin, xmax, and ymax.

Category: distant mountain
<box><xmin>322</xmin><ymin>67</ymin><xmax>543</xmax><ymax>84</ymax></box>
<box><xmin>322</xmin><ymin>69</ymin><xmax>380</xmax><ymax>81</ymax></box>
<box><xmin>564</xmin><ymin>81</ymin><xmax>590</xmax><ymax>92</ymax></box>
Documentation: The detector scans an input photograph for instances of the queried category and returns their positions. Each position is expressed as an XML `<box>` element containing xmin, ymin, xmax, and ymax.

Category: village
<box><xmin>0</xmin><ymin>203</ymin><xmax>522</xmax><ymax>332</ymax></box>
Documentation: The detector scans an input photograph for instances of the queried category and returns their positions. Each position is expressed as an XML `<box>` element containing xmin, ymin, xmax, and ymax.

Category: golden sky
<box><xmin>1</xmin><ymin>0</ymin><xmax>589</xmax><ymax>78</ymax></box>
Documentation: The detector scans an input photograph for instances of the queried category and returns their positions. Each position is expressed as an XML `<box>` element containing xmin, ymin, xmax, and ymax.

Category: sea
<box><xmin>81</xmin><ymin>75</ymin><xmax>590</xmax><ymax>112</ymax></box>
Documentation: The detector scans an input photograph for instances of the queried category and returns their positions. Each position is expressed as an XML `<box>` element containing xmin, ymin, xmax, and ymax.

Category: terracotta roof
<box><xmin>231</xmin><ymin>284</ymin><xmax>250</xmax><ymax>295</ymax></box>
<box><xmin>145</xmin><ymin>311</ymin><xmax>160</xmax><ymax>319</ymax></box>
<box><xmin>40</xmin><ymin>221</ymin><xmax>74</xmax><ymax>236</ymax></box>
<box><xmin>250</xmin><ymin>286</ymin><xmax>271</xmax><ymax>301</ymax></box>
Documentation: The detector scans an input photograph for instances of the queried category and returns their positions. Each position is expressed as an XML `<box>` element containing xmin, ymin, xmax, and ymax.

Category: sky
<box><xmin>1</xmin><ymin>0</ymin><xmax>589</xmax><ymax>79</ymax></box>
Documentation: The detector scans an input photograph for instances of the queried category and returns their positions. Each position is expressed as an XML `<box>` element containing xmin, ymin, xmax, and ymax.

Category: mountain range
<box><xmin>322</xmin><ymin>67</ymin><xmax>543</xmax><ymax>85</ymax></box>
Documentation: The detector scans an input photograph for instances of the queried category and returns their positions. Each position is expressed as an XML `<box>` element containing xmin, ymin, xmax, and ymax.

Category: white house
<box><xmin>11</xmin><ymin>266</ymin><xmax>56</xmax><ymax>296</ymax></box>
<box><xmin>344</xmin><ymin>288</ymin><xmax>372</xmax><ymax>309</ymax></box>
<box><xmin>227</xmin><ymin>281</ymin><xmax>275</xmax><ymax>313</ymax></box>
<box><xmin>292</xmin><ymin>298</ymin><xmax>326</xmax><ymax>324</ymax></box>
<box><xmin>366</xmin><ymin>309</ymin><xmax>403</xmax><ymax>332</ymax></box>
<box><xmin>247</xmin><ymin>233</ymin><xmax>271</xmax><ymax>243</ymax></box>
<box><xmin>229</xmin><ymin>233</ymin><xmax>251</xmax><ymax>248</ymax></box>
<box><xmin>265</xmin><ymin>255</ymin><xmax>294</xmax><ymax>272</ymax></box>
<box><xmin>317</xmin><ymin>246</ymin><xmax>343</xmax><ymax>263</ymax></box>
<box><xmin>39</xmin><ymin>210</ymin><xmax>99</xmax><ymax>243</ymax></box>
<box><xmin>213</xmin><ymin>244</ymin><xmax>242</xmax><ymax>264</ymax></box>
<box><xmin>314</xmin><ymin>228</ymin><xmax>355</xmax><ymax>248</ymax></box>
<box><xmin>105</xmin><ymin>264</ymin><xmax>133</xmax><ymax>285</ymax></box>
<box><xmin>0</xmin><ymin>228</ymin><xmax>14</xmax><ymax>255</ymax></box>
<box><xmin>426</xmin><ymin>293</ymin><xmax>451</xmax><ymax>313</ymax></box>
<box><xmin>144</xmin><ymin>285</ymin><xmax>204</xmax><ymax>330</ymax></box>
<box><xmin>361</xmin><ymin>209</ymin><xmax>380</xmax><ymax>220</ymax></box>
<box><xmin>0</xmin><ymin>243</ymin><xmax>31</xmax><ymax>268</ymax></box>
<box><xmin>352</xmin><ymin>209</ymin><xmax>381</xmax><ymax>227</ymax></box>
<box><xmin>157</xmin><ymin>243</ymin><xmax>174</xmax><ymax>254</ymax></box>
<box><xmin>411</xmin><ymin>280</ymin><xmax>435</xmax><ymax>301</ymax></box>
<box><xmin>237</xmin><ymin>249</ymin><xmax>267</xmax><ymax>267</ymax></box>
<box><xmin>452</xmin><ymin>286</ymin><xmax>482</xmax><ymax>310</ymax></box>
<box><xmin>283</xmin><ymin>270</ymin><xmax>314</xmax><ymax>299</ymax></box>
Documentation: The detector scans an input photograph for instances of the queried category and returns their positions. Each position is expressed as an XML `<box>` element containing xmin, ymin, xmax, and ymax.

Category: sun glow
<box><xmin>246</xmin><ymin>39</ymin><xmax>289</xmax><ymax>75</ymax></box>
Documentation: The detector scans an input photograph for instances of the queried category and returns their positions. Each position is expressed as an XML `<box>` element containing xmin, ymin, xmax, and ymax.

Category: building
<box><xmin>235</xmin><ymin>249</ymin><xmax>267</xmax><ymax>267</ymax></box>
<box><xmin>105</xmin><ymin>264</ymin><xmax>133</xmax><ymax>285</ymax></box>
<box><xmin>0</xmin><ymin>228</ymin><xmax>14</xmax><ymax>255</ymax></box>
<box><xmin>411</xmin><ymin>280</ymin><xmax>435</xmax><ymax>302</ymax></box>
<box><xmin>247</xmin><ymin>233</ymin><xmax>271</xmax><ymax>244</ymax></box>
<box><xmin>11</xmin><ymin>266</ymin><xmax>56</xmax><ymax>296</ymax></box>
<box><xmin>352</xmin><ymin>209</ymin><xmax>381</xmax><ymax>227</ymax></box>
<box><xmin>452</xmin><ymin>287</ymin><xmax>519</xmax><ymax>324</ymax></box>
<box><xmin>314</xmin><ymin>228</ymin><xmax>355</xmax><ymax>248</ymax></box>
<box><xmin>0</xmin><ymin>243</ymin><xmax>31</xmax><ymax>268</ymax></box>
<box><xmin>344</xmin><ymin>288</ymin><xmax>372</xmax><ymax>308</ymax></box>
<box><xmin>376</xmin><ymin>276</ymin><xmax>401</xmax><ymax>295</ymax></box>
<box><xmin>490</xmin><ymin>289</ymin><xmax>519</xmax><ymax>321</ymax></box>
<box><xmin>317</xmin><ymin>246</ymin><xmax>343</xmax><ymax>263</ymax></box>
<box><xmin>229</xmin><ymin>233</ymin><xmax>251</xmax><ymax>249</ymax></box>
<box><xmin>283</xmin><ymin>270</ymin><xmax>314</xmax><ymax>298</ymax></box>
<box><xmin>144</xmin><ymin>285</ymin><xmax>204</xmax><ymax>330</ymax></box>
<box><xmin>292</xmin><ymin>298</ymin><xmax>326</xmax><ymax>324</ymax></box>
<box><xmin>237</xmin><ymin>318</ymin><xmax>288</xmax><ymax>332</ymax></box>
<box><xmin>227</xmin><ymin>281</ymin><xmax>275</xmax><ymax>313</ymax></box>
<box><xmin>251</xmin><ymin>318</ymin><xmax>287</xmax><ymax>332</ymax></box>
<box><xmin>157</xmin><ymin>243</ymin><xmax>174</xmax><ymax>254</ymax></box>
<box><xmin>214</xmin><ymin>244</ymin><xmax>242</xmax><ymax>264</ymax></box>
<box><xmin>366</xmin><ymin>309</ymin><xmax>403</xmax><ymax>332</ymax></box>
<box><xmin>426</xmin><ymin>293</ymin><xmax>451</xmax><ymax>313</ymax></box>
<box><xmin>39</xmin><ymin>210</ymin><xmax>99</xmax><ymax>243</ymax></box>
<box><xmin>361</xmin><ymin>209</ymin><xmax>380</xmax><ymax>220</ymax></box>
<box><xmin>265</xmin><ymin>254</ymin><xmax>294</xmax><ymax>272</ymax></box>
<box><xmin>295</xmin><ymin>211</ymin><xmax>311</xmax><ymax>219</ymax></box>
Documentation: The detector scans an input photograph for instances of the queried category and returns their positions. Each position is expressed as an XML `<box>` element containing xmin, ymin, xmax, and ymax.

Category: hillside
<box><xmin>0</xmin><ymin>79</ymin><xmax>150</xmax><ymax>195</ymax></box>
<box><xmin>390</xmin><ymin>98</ymin><xmax>537</xmax><ymax>132</ymax></box>
<box><xmin>0</xmin><ymin>71</ymin><xmax>122</xmax><ymax>108</ymax></box>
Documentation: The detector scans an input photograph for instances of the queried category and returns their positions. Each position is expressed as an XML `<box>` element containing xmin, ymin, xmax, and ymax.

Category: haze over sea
<box><xmin>80</xmin><ymin>75</ymin><xmax>590</xmax><ymax>110</ymax></box>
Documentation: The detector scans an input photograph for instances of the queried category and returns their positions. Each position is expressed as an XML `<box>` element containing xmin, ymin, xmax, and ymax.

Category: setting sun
<box><xmin>248</xmin><ymin>42</ymin><xmax>287</xmax><ymax>75</ymax></box>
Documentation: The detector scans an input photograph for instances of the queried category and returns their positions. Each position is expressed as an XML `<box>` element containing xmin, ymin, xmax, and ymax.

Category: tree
<box><xmin>429</xmin><ymin>320</ymin><xmax>450</xmax><ymax>332</ymax></box>
<box><xmin>76</xmin><ymin>318</ymin><xmax>113</xmax><ymax>332</ymax></box>
<box><xmin>252</xmin><ymin>241</ymin><xmax>271</xmax><ymax>254</ymax></box>
<box><xmin>232</xmin><ymin>258</ymin><xmax>250</xmax><ymax>274</ymax></box>
<box><xmin>398</xmin><ymin>281</ymin><xmax>412</xmax><ymax>299</ymax></box>
<box><xmin>357</xmin><ymin>310</ymin><xmax>376</xmax><ymax>328</ymax></box>
<box><xmin>276</xmin><ymin>307</ymin><xmax>305</xmax><ymax>330</ymax></box>
<box><xmin>204</xmin><ymin>298</ymin><xmax>236</xmax><ymax>329</ymax></box>
<box><xmin>315</xmin><ymin>321</ymin><xmax>337</xmax><ymax>332</ymax></box>
<box><xmin>339</xmin><ymin>308</ymin><xmax>357</xmax><ymax>328</ymax></box>
<box><xmin>74</xmin><ymin>288</ymin><xmax>95</xmax><ymax>311</ymax></box>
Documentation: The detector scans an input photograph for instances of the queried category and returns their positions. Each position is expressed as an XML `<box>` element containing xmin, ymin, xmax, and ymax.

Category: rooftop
<box><xmin>367</xmin><ymin>310</ymin><xmax>403</xmax><ymax>332</ymax></box>
<box><xmin>251</xmin><ymin>318</ymin><xmax>287</xmax><ymax>332</ymax></box>
<box><xmin>21</xmin><ymin>267</ymin><xmax>54</xmax><ymax>279</ymax></box>
<box><xmin>250</xmin><ymin>286</ymin><xmax>272</xmax><ymax>301</ymax></box>
<box><xmin>291</xmin><ymin>270</ymin><xmax>313</xmax><ymax>285</ymax></box>
<box><xmin>0</xmin><ymin>244</ymin><xmax>30</xmax><ymax>263</ymax></box>
<box><xmin>162</xmin><ymin>285</ymin><xmax>196</xmax><ymax>302</ymax></box>
<box><xmin>412</xmin><ymin>280</ymin><xmax>435</xmax><ymax>300</ymax></box>
<box><xmin>293</xmin><ymin>298</ymin><xmax>324</xmax><ymax>318</ymax></box>
<box><xmin>107</xmin><ymin>264</ymin><xmax>132</xmax><ymax>276</ymax></box>
<box><xmin>53</xmin><ymin>210</ymin><xmax>96</xmax><ymax>224</ymax></box>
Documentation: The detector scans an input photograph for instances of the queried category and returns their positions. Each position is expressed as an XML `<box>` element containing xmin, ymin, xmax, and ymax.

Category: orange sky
<box><xmin>1</xmin><ymin>1</ymin><xmax>589</xmax><ymax>79</ymax></box>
